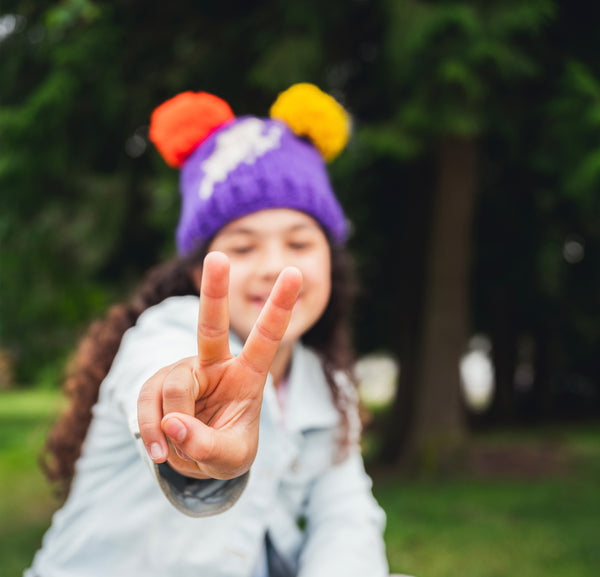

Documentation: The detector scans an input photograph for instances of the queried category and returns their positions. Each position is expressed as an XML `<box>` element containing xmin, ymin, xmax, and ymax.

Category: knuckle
<box><xmin>254</xmin><ymin>322</ymin><xmax>280</xmax><ymax>344</ymax></box>
<box><xmin>137</xmin><ymin>386</ymin><xmax>157</xmax><ymax>407</ymax></box>
<box><xmin>138</xmin><ymin>419</ymin><xmax>158</xmax><ymax>441</ymax></box>
<box><xmin>162</xmin><ymin>369</ymin><xmax>194</xmax><ymax>402</ymax></box>
<box><xmin>197</xmin><ymin>322</ymin><xmax>228</xmax><ymax>340</ymax></box>
<box><xmin>187</xmin><ymin>434</ymin><xmax>213</xmax><ymax>464</ymax></box>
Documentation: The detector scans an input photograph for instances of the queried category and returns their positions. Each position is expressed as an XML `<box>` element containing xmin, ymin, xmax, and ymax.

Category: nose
<box><xmin>258</xmin><ymin>242</ymin><xmax>289</xmax><ymax>280</ymax></box>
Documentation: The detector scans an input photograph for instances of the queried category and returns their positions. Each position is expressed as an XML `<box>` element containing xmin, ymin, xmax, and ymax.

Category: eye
<box><xmin>229</xmin><ymin>245</ymin><xmax>254</xmax><ymax>255</ymax></box>
<box><xmin>288</xmin><ymin>242</ymin><xmax>310</xmax><ymax>250</ymax></box>
<box><xmin>288</xmin><ymin>237</ymin><xmax>315</xmax><ymax>250</ymax></box>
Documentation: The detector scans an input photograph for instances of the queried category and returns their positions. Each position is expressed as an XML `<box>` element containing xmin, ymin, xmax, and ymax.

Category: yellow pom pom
<box><xmin>270</xmin><ymin>83</ymin><xmax>351</xmax><ymax>162</ymax></box>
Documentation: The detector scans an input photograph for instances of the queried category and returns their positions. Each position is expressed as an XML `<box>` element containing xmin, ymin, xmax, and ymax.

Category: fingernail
<box><xmin>149</xmin><ymin>443</ymin><xmax>164</xmax><ymax>461</ymax></box>
<box><xmin>163</xmin><ymin>417</ymin><xmax>187</xmax><ymax>444</ymax></box>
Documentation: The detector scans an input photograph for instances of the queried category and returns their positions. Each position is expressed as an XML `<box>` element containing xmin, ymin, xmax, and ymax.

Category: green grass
<box><xmin>374</xmin><ymin>426</ymin><xmax>600</xmax><ymax>577</ymax></box>
<box><xmin>0</xmin><ymin>390</ymin><xmax>64</xmax><ymax>577</ymax></box>
<box><xmin>1</xmin><ymin>389</ymin><xmax>599</xmax><ymax>577</ymax></box>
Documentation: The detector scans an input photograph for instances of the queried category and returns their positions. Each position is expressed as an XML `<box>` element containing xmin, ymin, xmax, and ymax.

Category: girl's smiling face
<box><xmin>208</xmin><ymin>208</ymin><xmax>332</xmax><ymax>346</ymax></box>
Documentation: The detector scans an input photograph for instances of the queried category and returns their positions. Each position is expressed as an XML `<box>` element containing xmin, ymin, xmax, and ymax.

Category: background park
<box><xmin>1</xmin><ymin>0</ymin><xmax>599</xmax><ymax>575</ymax></box>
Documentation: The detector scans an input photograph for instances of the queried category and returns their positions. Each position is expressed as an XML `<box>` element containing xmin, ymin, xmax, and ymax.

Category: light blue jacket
<box><xmin>25</xmin><ymin>296</ymin><xmax>389</xmax><ymax>577</ymax></box>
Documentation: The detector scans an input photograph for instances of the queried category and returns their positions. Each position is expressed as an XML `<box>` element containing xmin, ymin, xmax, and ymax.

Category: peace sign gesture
<box><xmin>137</xmin><ymin>251</ymin><xmax>302</xmax><ymax>480</ymax></box>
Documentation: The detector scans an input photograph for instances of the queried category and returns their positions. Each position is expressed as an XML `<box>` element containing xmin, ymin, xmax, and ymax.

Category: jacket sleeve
<box><xmin>297</xmin><ymin>448</ymin><xmax>389</xmax><ymax>577</ymax></box>
<box><xmin>103</xmin><ymin>296</ymin><xmax>249</xmax><ymax>517</ymax></box>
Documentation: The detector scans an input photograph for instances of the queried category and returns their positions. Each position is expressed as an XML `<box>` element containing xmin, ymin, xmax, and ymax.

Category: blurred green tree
<box><xmin>2</xmin><ymin>0</ymin><xmax>599</xmax><ymax>475</ymax></box>
<box><xmin>470</xmin><ymin>3</ymin><xmax>600</xmax><ymax>426</ymax></box>
<box><xmin>364</xmin><ymin>0</ymin><xmax>557</xmax><ymax>470</ymax></box>
<box><xmin>0</xmin><ymin>0</ymin><xmax>377</xmax><ymax>382</ymax></box>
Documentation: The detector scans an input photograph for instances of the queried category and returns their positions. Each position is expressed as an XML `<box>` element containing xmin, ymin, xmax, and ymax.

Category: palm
<box><xmin>192</xmin><ymin>362</ymin><xmax>263</xmax><ymax>427</ymax></box>
<box><xmin>138</xmin><ymin>251</ymin><xmax>302</xmax><ymax>480</ymax></box>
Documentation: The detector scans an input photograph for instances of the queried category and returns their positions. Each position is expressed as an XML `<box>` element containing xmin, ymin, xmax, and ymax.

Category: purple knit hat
<box><xmin>149</xmin><ymin>84</ymin><xmax>351</xmax><ymax>255</ymax></box>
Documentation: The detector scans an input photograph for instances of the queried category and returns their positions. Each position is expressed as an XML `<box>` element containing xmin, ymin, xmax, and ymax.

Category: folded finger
<box><xmin>161</xmin><ymin>360</ymin><xmax>199</xmax><ymax>420</ymax></box>
<box><xmin>137</xmin><ymin>365</ymin><xmax>173</xmax><ymax>462</ymax></box>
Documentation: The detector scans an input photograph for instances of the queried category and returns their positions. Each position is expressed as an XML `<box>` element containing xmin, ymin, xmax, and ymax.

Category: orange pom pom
<box><xmin>149</xmin><ymin>91</ymin><xmax>235</xmax><ymax>168</ymax></box>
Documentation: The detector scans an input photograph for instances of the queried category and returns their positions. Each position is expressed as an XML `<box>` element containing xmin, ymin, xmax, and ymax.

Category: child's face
<box><xmin>208</xmin><ymin>208</ymin><xmax>332</xmax><ymax>346</ymax></box>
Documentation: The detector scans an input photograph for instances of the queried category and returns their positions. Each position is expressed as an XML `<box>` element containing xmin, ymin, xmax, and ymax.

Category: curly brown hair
<box><xmin>42</xmin><ymin>241</ymin><xmax>358</xmax><ymax>497</ymax></box>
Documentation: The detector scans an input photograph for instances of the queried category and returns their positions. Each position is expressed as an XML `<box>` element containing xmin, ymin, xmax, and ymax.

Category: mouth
<box><xmin>248</xmin><ymin>295</ymin><xmax>269</xmax><ymax>309</ymax></box>
<box><xmin>247</xmin><ymin>293</ymin><xmax>302</xmax><ymax>309</ymax></box>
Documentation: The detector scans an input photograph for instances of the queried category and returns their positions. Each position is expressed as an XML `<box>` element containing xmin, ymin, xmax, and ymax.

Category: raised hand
<box><xmin>137</xmin><ymin>251</ymin><xmax>302</xmax><ymax>480</ymax></box>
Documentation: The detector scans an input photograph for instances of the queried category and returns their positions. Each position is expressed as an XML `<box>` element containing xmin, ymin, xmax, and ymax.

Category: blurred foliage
<box><xmin>0</xmin><ymin>0</ymin><xmax>599</xmax><ymax>429</ymax></box>
<box><xmin>381</xmin><ymin>0</ymin><xmax>555</xmax><ymax>138</ymax></box>
<box><xmin>0</xmin><ymin>0</ymin><xmax>380</xmax><ymax>383</ymax></box>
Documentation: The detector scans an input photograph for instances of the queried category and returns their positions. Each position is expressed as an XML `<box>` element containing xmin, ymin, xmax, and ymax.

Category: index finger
<box><xmin>239</xmin><ymin>266</ymin><xmax>303</xmax><ymax>375</ymax></box>
<box><xmin>197</xmin><ymin>251</ymin><xmax>231</xmax><ymax>366</ymax></box>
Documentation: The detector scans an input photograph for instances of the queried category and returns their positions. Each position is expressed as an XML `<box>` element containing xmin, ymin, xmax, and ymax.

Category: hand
<box><xmin>137</xmin><ymin>251</ymin><xmax>302</xmax><ymax>480</ymax></box>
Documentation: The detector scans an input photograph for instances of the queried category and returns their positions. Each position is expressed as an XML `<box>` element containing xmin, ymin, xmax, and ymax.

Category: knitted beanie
<box><xmin>149</xmin><ymin>83</ymin><xmax>351</xmax><ymax>255</ymax></box>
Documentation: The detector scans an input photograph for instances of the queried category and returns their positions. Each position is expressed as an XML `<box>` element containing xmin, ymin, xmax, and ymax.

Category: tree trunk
<box><xmin>403</xmin><ymin>134</ymin><xmax>478</xmax><ymax>472</ymax></box>
<box><xmin>379</xmin><ymin>158</ymin><xmax>434</xmax><ymax>464</ymax></box>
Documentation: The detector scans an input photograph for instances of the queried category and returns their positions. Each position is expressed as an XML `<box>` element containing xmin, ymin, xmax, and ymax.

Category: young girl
<box><xmin>26</xmin><ymin>84</ymin><xmax>389</xmax><ymax>577</ymax></box>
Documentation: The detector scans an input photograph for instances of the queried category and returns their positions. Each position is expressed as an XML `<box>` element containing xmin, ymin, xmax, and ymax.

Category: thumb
<box><xmin>162</xmin><ymin>412</ymin><xmax>216</xmax><ymax>463</ymax></box>
<box><xmin>161</xmin><ymin>413</ymin><xmax>256</xmax><ymax>479</ymax></box>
